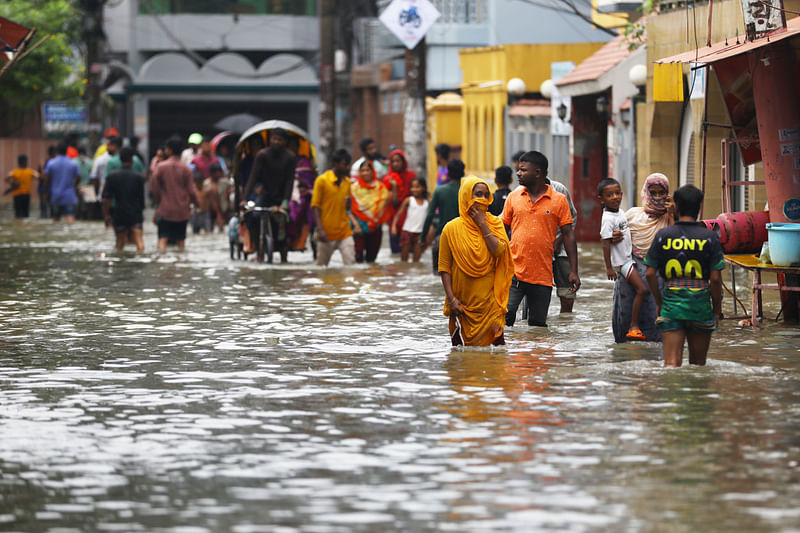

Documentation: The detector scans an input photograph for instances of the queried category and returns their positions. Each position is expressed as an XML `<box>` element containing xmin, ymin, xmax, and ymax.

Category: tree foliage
<box><xmin>0</xmin><ymin>0</ymin><xmax>84</xmax><ymax>110</ymax></box>
<box><xmin>623</xmin><ymin>0</ymin><xmax>656</xmax><ymax>51</ymax></box>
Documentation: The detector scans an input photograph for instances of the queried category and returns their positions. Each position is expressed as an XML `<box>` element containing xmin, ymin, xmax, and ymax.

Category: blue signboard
<box><xmin>42</xmin><ymin>102</ymin><xmax>88</xmax><ymax>139</ymax></box>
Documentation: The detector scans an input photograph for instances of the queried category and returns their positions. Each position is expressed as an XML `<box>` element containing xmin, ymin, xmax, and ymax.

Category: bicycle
<box><xmin>244</xmin><ymin>201</ymin><xmax>288</xmax><ymax>263</ymax></box>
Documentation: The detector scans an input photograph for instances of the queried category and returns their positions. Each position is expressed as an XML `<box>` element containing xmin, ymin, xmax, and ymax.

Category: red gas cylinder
<box><xmin>713</xmin><ymin>211</ymin><xmax>770</xmax><ymax>253</ymax></box>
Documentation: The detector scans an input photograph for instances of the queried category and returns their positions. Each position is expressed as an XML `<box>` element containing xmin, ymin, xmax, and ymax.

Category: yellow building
<box><xmin>457</xmin><ymin>43</ymin><xmax>605</xmax><ymax>179</ymax></box>
<box><xmin>426</xmin><ymin>92</ymin><xmax>463</xmax><ymax>190</ymax></box>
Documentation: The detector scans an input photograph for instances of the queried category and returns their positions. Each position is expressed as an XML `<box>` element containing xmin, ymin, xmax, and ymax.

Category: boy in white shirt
<box><xmin>599</xmin><ymin>178</ymin><xmax>649</xmax><ymax>341</ymax></box>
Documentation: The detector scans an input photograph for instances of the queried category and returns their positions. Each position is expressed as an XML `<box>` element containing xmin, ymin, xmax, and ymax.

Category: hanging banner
<box><xmin>379</xmin><ymin>0</ymin><xmax>441</xmax><ymax>50</ymax></box>
<box><xmin>713</xmin><ymin>55</ymin><xmax>761</xmax><ymax>165</ymax></box>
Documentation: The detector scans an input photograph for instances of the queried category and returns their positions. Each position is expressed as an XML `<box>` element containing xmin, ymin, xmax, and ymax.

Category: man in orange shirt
<box><xmin>501</xmin><ymin>151</ymin><xmax>580</xmax><ymax>327</ymax></box>
<box><xmin>5</xmin><ymin>154</ymin><xmax>38</xmax><ymax>218</ymax></box>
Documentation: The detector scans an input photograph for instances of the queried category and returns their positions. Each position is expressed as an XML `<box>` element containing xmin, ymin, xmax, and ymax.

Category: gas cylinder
<box><xmin>713</xmin><ymin>211</ymin><xmax>770</xmax><ymax>253</ymax></box>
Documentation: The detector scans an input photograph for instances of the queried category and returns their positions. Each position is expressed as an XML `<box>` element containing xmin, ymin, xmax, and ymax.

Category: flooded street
<box><xmin>1</xmin><ymin>212</ymin><xmax>799</xmax><ymax>533</ymax></box>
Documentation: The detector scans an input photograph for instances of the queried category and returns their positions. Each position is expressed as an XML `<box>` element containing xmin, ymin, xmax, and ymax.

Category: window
<box><xmin>392</xmin><ymin>91</ymin><xmax>402</xmax><ymax>114</ymax></box>
<box><xmin>382</xmin><ymin>91</ymin><xmax>390</xmax><ymax>114</ymax></box>
<box><xmin>431</xmin><ymin>0</ymin><xmax>488</xmax><ymax>23</ymax></box>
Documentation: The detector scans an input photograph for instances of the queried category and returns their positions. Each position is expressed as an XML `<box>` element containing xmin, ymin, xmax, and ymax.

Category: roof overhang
<box><xmin>557</xmin><ymin>45</ymin><xmax>646</xmax><ymax>99</ymax></box>
<box><xmin>656</xmin><ymin>15</ymin><xmax>800</xmax><ymax>64</ymax></box>
<box><xmin>508</xmin><ymin>99</ymin><xmax>551</xmax><ymax>117</ymax></box>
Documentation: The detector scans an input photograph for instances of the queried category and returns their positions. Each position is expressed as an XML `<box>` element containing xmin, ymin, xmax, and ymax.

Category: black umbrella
<box><xmin>214</xmin><ymin>113</ymin><xmax>263</xmax><ymax>134</ymax></box>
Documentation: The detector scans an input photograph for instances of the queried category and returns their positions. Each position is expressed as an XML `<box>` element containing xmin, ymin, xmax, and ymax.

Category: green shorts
<box><xmin>656</xmin><ymin>316</ymin><xmax>717</xmax><ymax>332</ymax></box>
<box><xmin>658</xmin><ymin>287</ymin><xmax>715</xmax><ymax>332</ymax></box>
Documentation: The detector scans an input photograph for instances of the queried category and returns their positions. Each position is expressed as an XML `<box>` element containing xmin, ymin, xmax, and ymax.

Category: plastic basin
<box><xmin>766</xmin><ymin>223</ymin><xmax>800</xmax><ymax>266</ymax></box>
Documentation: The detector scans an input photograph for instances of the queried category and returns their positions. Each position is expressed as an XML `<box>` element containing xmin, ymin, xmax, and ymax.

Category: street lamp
<box><xmin>629</xmin><ymin>64</ymin><xmax>647</xmax><ymax>101</ymax></box>
<box><xmin>507</xmin><ymin>78</ymin><xmax>526</xmax><ymax>107</ymax></box>
<box><xmin>557</xmin><ymin>102</ymin><xmax>568</xmax><ymax>121</ymax></box>
<box><xmin>507</xmin><ymin>77</ymin><xmax>526</xmax><ymax>98</ymax></box>
<box><xmin>628</xmin><ymin>64</ymin><xmax>647</xmax><ymax>86</ymax></box>
<box><xmin>539</xmin><ymin>79</ymin><xmax>554</xmax><ymax>99</ymax></box>
<box><xmin>596</xmin><ymin>95</ymin><xmax>610</xmax><ymax>123</ymax></box>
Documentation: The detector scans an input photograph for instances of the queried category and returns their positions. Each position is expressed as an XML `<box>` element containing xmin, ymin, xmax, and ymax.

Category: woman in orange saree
<box><xmin>438</xmin><ymin>176</ymin><xmax>514</xmax><ymax>346</ymax></box>
<box><xmin>349</xmin><ymin>159</ymin><xmax>391</xmax><ymax>263</ymax></box>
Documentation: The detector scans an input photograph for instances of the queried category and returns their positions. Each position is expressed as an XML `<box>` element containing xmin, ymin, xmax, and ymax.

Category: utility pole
<box><xmin>319</xmin><ymin>0</ymin><xmax>336</xmax><ymax>162</ymax></box>
<box><xmin>403</xmin><ymin>38</ymin><xmax>427</xmax><ymax>179</ymax></box>
<box><xmin>81</xmin><ymin>0</ymin><xmax>106</xmax><ymax>153</ymax></box>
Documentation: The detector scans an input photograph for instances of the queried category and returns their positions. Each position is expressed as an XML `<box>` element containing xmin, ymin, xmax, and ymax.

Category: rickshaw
<box><xmin>231</xmin><ymin>120</ymin><xmax>318</xmax><ymax>263</ymax></box>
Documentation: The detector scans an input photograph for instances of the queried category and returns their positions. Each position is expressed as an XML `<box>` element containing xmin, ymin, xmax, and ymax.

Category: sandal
<box><xmin>626</xmin><ymin>328</ymin><xmax>646</xmax><ymax>340</ymax></box>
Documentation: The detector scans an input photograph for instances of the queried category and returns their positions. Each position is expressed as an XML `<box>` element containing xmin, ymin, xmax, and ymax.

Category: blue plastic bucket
<box><xmin>766</xmin><ymin>223</ymin><xmax>800</xmax><ymax>266</ymax></box>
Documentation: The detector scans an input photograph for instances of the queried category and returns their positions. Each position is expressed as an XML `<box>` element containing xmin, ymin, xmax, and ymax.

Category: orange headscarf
<box><xmin>441</xmin><ymin>176</ymin><xmax>514</xmax><ymax>317</ymax></box>
<box><xmin>350</xmin><ymin>160</ymin><xmax>392</xmax><ymax>232</ymax></box>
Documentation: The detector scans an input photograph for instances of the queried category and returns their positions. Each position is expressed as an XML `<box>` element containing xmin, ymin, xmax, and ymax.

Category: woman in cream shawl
<box><xmin>626</xmin><ymin>172</ymin><xmax>674</xmax><ymax>258</ymax></box>
<box><xmin>438</xmin><ymin>176</ymin><xmax>514</xmax><ymax>346</ymax></box>
<box><xmin>613</xmin><ymin>173</ymin><xmax>675</xmax><ymax>343</ymax></box>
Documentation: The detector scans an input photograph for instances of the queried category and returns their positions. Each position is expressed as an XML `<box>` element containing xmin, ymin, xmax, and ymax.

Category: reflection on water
<box><xmin>0</xmin><ymin>213</ymin><xmax>798</xmax><ymax>532</ymax></box>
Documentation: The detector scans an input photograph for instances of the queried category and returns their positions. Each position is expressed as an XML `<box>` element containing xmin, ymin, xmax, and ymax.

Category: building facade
<box><xmin>103</xmin><ymin>0</ymin><xmax>320</xmax><ymax>159</ymax></box>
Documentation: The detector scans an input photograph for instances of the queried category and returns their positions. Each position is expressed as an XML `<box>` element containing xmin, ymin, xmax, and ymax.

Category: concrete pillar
<box><xmin>477</xmin><ymin>105</ymin><xmax>486</xmax><ymax>173</ymax></box>
<box><xmin>494</xmin><ymin>103</ymin><xmax>504</xmax><ymax>170</ymax></box>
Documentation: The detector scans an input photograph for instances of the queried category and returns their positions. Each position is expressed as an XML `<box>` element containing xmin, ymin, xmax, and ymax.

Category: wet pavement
<box><xmin>0</xmin><ymin>212</ymin><xmax>799</xmax><ymax>532</ymax></box>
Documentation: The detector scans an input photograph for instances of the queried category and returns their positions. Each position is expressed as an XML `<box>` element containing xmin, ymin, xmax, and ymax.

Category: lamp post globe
<box><xmin>629</xmin><ymin>64</ymin><xmax>647</xmax><ymax>87</ymax></box>
<box><xmin>507</xmin><ymin>77</ymin><xmax>526</xmax><ymax>97</ymax></box>
<box><xmin>539</xmin><ymin>79</ymin><xmax>554</xmax><ymax>99</ymax></box>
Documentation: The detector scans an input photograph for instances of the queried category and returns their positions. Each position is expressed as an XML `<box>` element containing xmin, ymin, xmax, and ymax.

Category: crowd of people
<box><xmin>289</xmin><ymin>135</ymin><xmax>723</xmax><ymax>366</ymax></box>
<box><xmin>2</xmin><ymin>128</ymin><xmax>235</xmax><ymax>252</ymax></box>
<box><xmin>4</xmin><ymin>130</ymin><xmax>724</xmax><ymax>366</ymax></box>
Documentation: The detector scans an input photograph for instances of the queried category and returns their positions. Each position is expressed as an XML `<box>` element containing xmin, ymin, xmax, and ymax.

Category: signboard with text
<box><xmin>42</xmin><ymin>102</ymin><xmax>88</xmax><ymax>139</ymax></box>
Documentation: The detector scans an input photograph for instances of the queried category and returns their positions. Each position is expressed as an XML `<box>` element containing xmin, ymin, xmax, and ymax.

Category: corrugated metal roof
<box><xmin>556</xmin><ymin>35</ymin><xmax>633</xmax><ymax>86</ymax></box>
<box><xmin>656</xmin><ymin>16</ymin><xmax>800</xmax><ymax>64</ymax></box>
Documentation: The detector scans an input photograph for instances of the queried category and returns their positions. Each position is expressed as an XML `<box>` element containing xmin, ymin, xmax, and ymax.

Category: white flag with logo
<box><xmin>379</xmin><ymin>0</ymin><xmax>441</xmax><ymax>50</ymax></box>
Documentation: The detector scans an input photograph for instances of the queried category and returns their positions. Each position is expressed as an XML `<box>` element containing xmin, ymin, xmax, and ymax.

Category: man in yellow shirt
<box><xmin>5</xmin><ymin>155</ymin><xmax>38</xmax><ymax>218</ymax></box>
<box><xmin>311</xmin><ymin>149</ymin><xmax>355</xmax><ymax>266</ymax></box>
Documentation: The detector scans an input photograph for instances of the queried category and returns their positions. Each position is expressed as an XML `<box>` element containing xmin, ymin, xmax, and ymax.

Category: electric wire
<box><xmin>754</xmin><ymin>0</ymin><xmax>800</xmax><ymax>15</ymax></box>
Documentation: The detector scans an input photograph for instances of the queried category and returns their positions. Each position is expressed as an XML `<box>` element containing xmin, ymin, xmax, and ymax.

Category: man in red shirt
<box><xmin>501</xmin><ymin>151</ymin><xmax>580</xmax><ymax>327</ymax></box>
<box><xmin>151</xmin><ymin>136</ymin><xmax>200</xmax><ymax>251</ymax></box>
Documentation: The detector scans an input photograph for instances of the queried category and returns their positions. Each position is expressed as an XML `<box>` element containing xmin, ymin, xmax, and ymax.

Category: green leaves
<box><xmin>623</xmin><ymin>0</ymin><xmax>657</xmax><ymax>51</ymax></box>
<box><xmin>0</xmin><ymin>0</ymin><xmax>84</xmax><ymax>110</ymax></box>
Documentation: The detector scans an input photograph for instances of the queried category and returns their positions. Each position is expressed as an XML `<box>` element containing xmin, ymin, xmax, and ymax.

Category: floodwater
<box><xmin>0</xmin><ymin>211</ymin><xmax>798</xmax><ymax>533</ymax></box>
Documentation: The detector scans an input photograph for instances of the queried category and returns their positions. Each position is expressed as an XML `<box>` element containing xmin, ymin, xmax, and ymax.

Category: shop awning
<box><xmin>656</xmin><ymin>15</ymin><xmax>800</xmax><ymax>64</ymax></box>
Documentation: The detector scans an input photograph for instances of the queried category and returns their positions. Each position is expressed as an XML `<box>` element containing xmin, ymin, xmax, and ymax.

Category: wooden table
<box><xmin>724</xmin><ymin>254</ymin><xmax>800</xmax><ymax>328</ymax></box>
